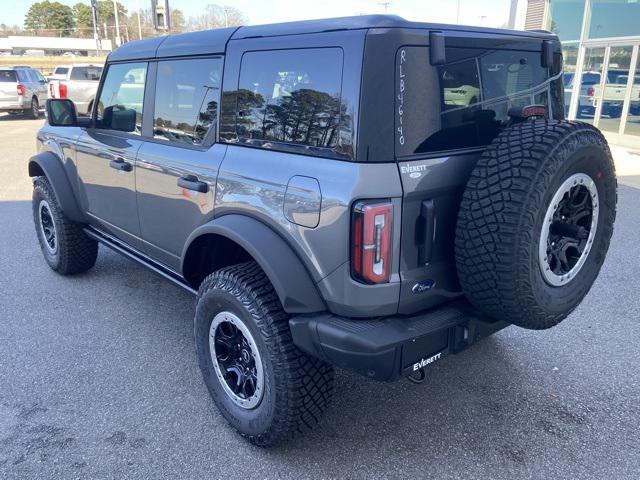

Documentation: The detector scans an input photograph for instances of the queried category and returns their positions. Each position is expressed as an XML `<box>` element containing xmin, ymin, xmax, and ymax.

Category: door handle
<box><xmin>178</xmin><ymin>174</ymin><xmax>209</xmax><ymax>193</ymax></box>
<box><xmin>109</xmin><ymin>158</ymin><xmax>132</xmax><ymax>172</ymax></box>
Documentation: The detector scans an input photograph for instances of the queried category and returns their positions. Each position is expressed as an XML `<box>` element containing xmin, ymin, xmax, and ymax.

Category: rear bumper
<box><xmin>290</xmin><ymin>299</ymin><xmax>509</xmax><ymax>381</ymax></box>
<box><xmin>0</xmin><ymin>98</ymin><xmax>29</xmax><ymax>111</ymax></box>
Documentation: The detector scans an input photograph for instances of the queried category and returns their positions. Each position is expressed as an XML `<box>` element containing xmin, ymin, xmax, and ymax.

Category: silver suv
<box><xmin>29</xmin><ymin>16</ymin><xmax>617</xmax><ymax>446</ymax></box>
<box><xmin>0</xmin><ymin>66</ymin><xmax>47</xmax><ymax>118</ymax></box>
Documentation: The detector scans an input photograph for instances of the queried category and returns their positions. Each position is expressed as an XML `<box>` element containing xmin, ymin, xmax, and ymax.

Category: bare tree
<box><xmin>187</xmin><ymin>4</ymin><xmax>247</xmax><ymax>31</ymax></box>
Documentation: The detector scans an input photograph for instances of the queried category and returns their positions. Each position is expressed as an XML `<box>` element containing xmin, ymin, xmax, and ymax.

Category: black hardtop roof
<box><xmin>108</xmin><ymin>14</ymin><xmax>556</xmax><ymax>62</ymax></box>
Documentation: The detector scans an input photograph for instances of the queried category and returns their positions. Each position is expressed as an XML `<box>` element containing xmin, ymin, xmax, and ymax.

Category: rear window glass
<box><xmin>70</xmin><ymin>66</ymin><xmax>102</xmax><ymax>81</ymax></box>
<box><xmin>54</xmin><ymin>67</ymin><xmax>69</xmax><ymax>75</ymax></box>
<box><xmin>235</xmin><ymin>48</ymin><xmax>348</xmax><ymax>157</ymax></box>
<box><xmin>396</xmin><ymin>47</ymin><xmax>554</xmax><ymax>156</ymax></box>
<box><xmin>0</xmin><ymin>70</ymin><xmax>16</xmax><ymax>82</ymax></box>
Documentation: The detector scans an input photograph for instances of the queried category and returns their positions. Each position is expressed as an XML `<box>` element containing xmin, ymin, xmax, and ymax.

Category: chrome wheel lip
<box><xmin>38</xmin><ymin>199</ymin><xmax>57</xmax><ymax>255</ymax></box>
<box><xmin>209</xmin><ymin>311</ymin><xmax>264</xmax><ymax>410</ymax></box>
<box><xmin>539</xmin><ymin>173</ymin><xmax>599</xmax><ymax>287</ymax></box>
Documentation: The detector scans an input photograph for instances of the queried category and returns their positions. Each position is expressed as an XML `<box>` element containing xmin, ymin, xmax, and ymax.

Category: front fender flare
<box><xmin>28</xmin><ymin>151</ymin><xmax>84</xmax><ymax>223</ymax></box>
<box><xmin>182</xmin><ymin>215</ymin><xmax>326</xmax><ymax>314</ymax></box>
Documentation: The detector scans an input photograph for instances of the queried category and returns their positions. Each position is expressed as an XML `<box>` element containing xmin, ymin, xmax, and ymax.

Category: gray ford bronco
<box><xmin>30</xmin><ymin>16</ymin><xmax>617</xmax><ymax>446</ymax></box>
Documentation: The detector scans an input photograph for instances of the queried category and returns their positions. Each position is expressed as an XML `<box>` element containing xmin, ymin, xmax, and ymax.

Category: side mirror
<box><xmin>103</xmin><ymin>105</ymin><xmax>136</xmax><ymax>132</ymax></box>
<box><xmin>46</xmin><ymin>99</ymin><xmax>78</xmax><ymax>127</ymax></box>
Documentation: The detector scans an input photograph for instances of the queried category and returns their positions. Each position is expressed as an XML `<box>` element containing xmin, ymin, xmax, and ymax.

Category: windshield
<box><xmin>0</xmin><ymin>70</ymin><xmax>17</xmax><ymax>82</ymax></box>
<box><xmin>70</xmin><ymin>66</ymin><xmax>103</xmax><ymax>81</ymax></box>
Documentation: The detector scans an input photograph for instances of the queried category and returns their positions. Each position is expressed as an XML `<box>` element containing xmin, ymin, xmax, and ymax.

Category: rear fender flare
<box><xmin>182</xmin><ymin>215</ymin><xmax>326</xmax><ymax>314</ymax></box>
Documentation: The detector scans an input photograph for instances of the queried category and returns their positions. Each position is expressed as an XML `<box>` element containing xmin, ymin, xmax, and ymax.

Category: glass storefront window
<box><xmin>562</xmin><ymin>44</ymin><xmax>579</xmax><ymax>116</ymax></box>
<box><xmin>548</xmin><ymin>0</ymin><xmax>586</xmax><ymax>41</ymax></box>
<box><xmin>598</xmin><ymin>46</ymin><xmax>634</xmax><ymax>133</ymax></box>
<box><xmin>588</xmin><ymin>0</ymin><xmax>640</xmax><ymax>39</ymax></box>
<box><xmin>577</xmin><ymin>47</ymin><xmax>606</xmax><ymax>125</ymax></box>
<box><xmin>624</xmin><ymin>54</ymin><xmax>640</xmax><ymax>136</ymax></box>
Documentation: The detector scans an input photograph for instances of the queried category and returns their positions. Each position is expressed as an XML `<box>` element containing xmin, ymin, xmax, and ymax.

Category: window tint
<box><xmin>234</xmin><ymin>48</ymin><xmax>349</xmax><ymax>157</ymax></box>
<box><xmin>70</xmin><ymin>66</ymin><xmax>102</xmax><ymax>81</ymax></box>
<box><xmin>54</xmin><ymin>67</ymin><xmax>69</xmax><ymax>76</ymax></box>
<box><xmin>96</xmin><ymin>62</ymin><xmax>147</xmax><ymax>134</ymax></box>
<box><xmin>396</xmin><ymin>47</ymin><xmax>554</xmax><ymax>156</ymax></box>
<box><xmin>0</xmin><ymin>70</ymin><xmax>16</xmax><ymax>82</ymax></box>
<box><xmin>153</xmin><ymin>58</ymin><xmax>222</xmax><ymax>146</ymax></box>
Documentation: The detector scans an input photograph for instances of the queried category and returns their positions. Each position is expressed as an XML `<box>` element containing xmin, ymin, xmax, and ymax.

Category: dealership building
<box><xmin>522</xmin><ymin>0</ymin><xmax>640</xmax><ymax>145</ymax></box>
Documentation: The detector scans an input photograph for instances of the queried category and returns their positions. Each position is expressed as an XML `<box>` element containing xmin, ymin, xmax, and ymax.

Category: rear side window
<box><xmin>96</xmin><ymin>62</ymin><xmax>147</xmax><ymax>134</ymax></box>
<box><xmin>153</xmin><ymin>58</ymin><xmax>222</xmax><ymax>146</ymax></box>
<box><xmin>396</xmin><ymin>47</ymin><xmax>554</xmax><ymax>156</ymax></box>
<box><xmin>70</xmin><ymin>66</ymin><xmax>103</xmax><ymax>81</ymax></box>
<box><xmin>234</xmin><ymin>48</ymin><xmax>348</xmax><ymax>157</ymax></box>
<box><xmin>16</xmin><ymin>70</ymin><xmax>29</xmax><ymax>83</ymax></box>
<box><xmin>0</xmin><ymin>70</ymin><xmax>16</xmax><ymax>82</ymax></box>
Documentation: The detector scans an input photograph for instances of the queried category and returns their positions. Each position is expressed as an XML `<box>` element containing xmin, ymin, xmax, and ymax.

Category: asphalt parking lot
<box><xmin>1</xmin><ymin>115</ymin><xmax>639</xmax><ymax>479</ymax></box>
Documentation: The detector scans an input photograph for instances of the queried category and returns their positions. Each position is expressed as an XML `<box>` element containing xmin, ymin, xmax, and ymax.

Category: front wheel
<box><xmin>194</xmin><ymin>262</ymin><xmax>334</xmax><ymax>446</ymax></box>
<box><xmin>32</xmin><ymin>177</ymin><xmax>98</xmax><ymax>274</ymax></box>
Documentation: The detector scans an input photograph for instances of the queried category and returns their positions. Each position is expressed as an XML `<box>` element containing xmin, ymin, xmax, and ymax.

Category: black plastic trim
<box><xmin>84</xmin><ymin>226</ymin><xmax>196</xmax><ymax>294</ymax></box>
<box><xmin>181</xmin><ymin>215</ymin><xmax>326</xmax><ymax>313</ymax></box>
<box><xmin>290</xmin><ymin>298</ymin><xmax>509</xmax><ymax>381</ymax></box>
<box><xmin>28</xmin><ymin>151</ymin><xmax>85</xmax><ymax>223</ymax></box>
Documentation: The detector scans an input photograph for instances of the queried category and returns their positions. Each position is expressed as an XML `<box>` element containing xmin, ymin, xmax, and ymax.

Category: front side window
<box><xmin>396</xmin><ymin>47</ymin><xmax>555</xmax><ymax>156</ymax></box>
<box><xmin>70</xmin><ymin>66</ymin><xmax>103</xmax><ymax>81</ymax></box>
<box><xmin>234</xmin><ymin>48</ymin><xmax>349</xmax><ymax>157</ymax></box>
<box><xmin>96</xmin><ymin>62</ymin><xmax>147</xmax><ymax>134</ymax></box>
<box><xmin>153</xmin><ymin>58</ymin><xmax>222</xmax><ymax>146</ymax></box>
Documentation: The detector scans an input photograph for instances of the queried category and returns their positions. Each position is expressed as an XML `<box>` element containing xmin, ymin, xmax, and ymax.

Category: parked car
<box><xmin>0</xmin><ymin>65</ymin><xmax>47</xmax><ymax>118</ymax></box>
<box><xmin>48</xmin><ymin>64</ymin><xmax>103</xmax><ymax>115</ymax></box>
<box><xmin>593</xmin><ymin>71</ymin><xmax>640</xmax><ymax>116</ymax></box>
<box><xmin>30</xmin><ymin>16</ymin><xmax>617</xmax><ymax>446</ymax></box>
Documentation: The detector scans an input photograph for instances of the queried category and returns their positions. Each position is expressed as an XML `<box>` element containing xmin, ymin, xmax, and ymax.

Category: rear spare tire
<box><xmin>455</xmin><ymin>120</ymin><xmax>616</xmax><ymax>330</ymax></box>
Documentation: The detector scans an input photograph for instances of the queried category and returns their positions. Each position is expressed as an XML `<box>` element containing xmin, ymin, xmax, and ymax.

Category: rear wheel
<box><xmin>27</xmin><ymin>97</ymin><xmax>39</xmax><ymax>119</ymax></box>
<box><xmin>194</xmin><ymin>262</ymin><xmax>334</xmax><ymax>446</ymax></box>
<box><xmin>455</xmin><ymin>120</ymin><xmax>617</xmax><ymax>330</ymax></box>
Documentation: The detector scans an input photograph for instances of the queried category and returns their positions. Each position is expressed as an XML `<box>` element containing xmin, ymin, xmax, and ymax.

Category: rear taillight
<box><xmin>351</xmin><ymin>200</ymin><xmax>393</xmax><ymax>284</ymax></box>
<box><xmin>17</xmin><ymin>84</ymin><xmax>25</xmax><ymax>96</ymax></box>
<box><xmin>49</xmin><ymin>82</ymin><xmax>55</xmax><ymax>98</ymax></box>
<box><xmin>59</xmin><ymin>83</ymin><xmax>67</xmax><ymax>98</ymax></box>
<box><xmin>587</xmin><ymin>87</ymin><xmax>594</xmax><ymax>97</ymax></box>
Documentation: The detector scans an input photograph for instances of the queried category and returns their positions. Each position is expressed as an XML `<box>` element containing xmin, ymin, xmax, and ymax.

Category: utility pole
<box><xmin>456</xmin><ymin>0</ymin><xmax>462</xmax><ymax>24</ymax></box>
<box><xmin>90</xmin><ymin>0</ymin><xmax>101</xmax><ymax>56</ymax></box>
<box><xmin>136</xmin><ymin>0</ymin><xmax>143</xmax><ymax>39</ymax></box>
<box><xmin>112</xmin><ymin>0</ymin><xmax>122</xmax><ymax>46</ymax></box>
<box><xmin>378</xmin><ymin>2</ymin><xmax>391</xmax><ymax>12</ymax></box>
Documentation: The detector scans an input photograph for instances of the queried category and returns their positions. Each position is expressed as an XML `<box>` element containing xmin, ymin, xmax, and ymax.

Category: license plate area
<box><xmin>401</xmin><ymin>328</ymin><xmax>450</xmax><ymax>375</ymax></box>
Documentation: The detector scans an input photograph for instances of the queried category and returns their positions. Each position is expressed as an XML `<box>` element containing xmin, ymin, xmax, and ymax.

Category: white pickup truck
<box><xmin>48</xmin><ymin>64</ymin><xmax>103</xmax><ymax>115</ymax></box>
<box><xmin>591</xmin><ymin>70</ymin><xmax>640</xmax><ymax>118</ymax></box>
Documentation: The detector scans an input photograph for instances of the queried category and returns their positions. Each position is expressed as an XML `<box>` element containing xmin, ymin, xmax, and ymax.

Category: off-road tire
<box><xmin>194</xmin><ymin>261</ymin><xmax>334</xmax><ymax>446</ymax></box>
<box><xmin>32</xmin><ymin>176</ymin><xmax>98</xmax><ymax>274</ymax></box>
<box><xmin>455</xmin><ymin>120</ymin><xmax>617</xmax><ymax>329</ymax></box>
<box><xmin>27</xmin><ymin>97</ymin><xmax>39</xmax><ymax>119</ymax></box>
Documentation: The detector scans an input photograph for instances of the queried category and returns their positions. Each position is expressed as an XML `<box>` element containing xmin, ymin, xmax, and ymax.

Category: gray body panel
<box><xmin>136</xmin><ymin>142</ymin><xmax>226</xmax><ymax>270</ymax></box>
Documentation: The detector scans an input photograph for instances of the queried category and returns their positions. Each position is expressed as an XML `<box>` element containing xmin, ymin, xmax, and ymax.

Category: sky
<box><xmin>2</xmin><ymin>0</ymin><xmax>514</xmax><ymax>29</ymax></box>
